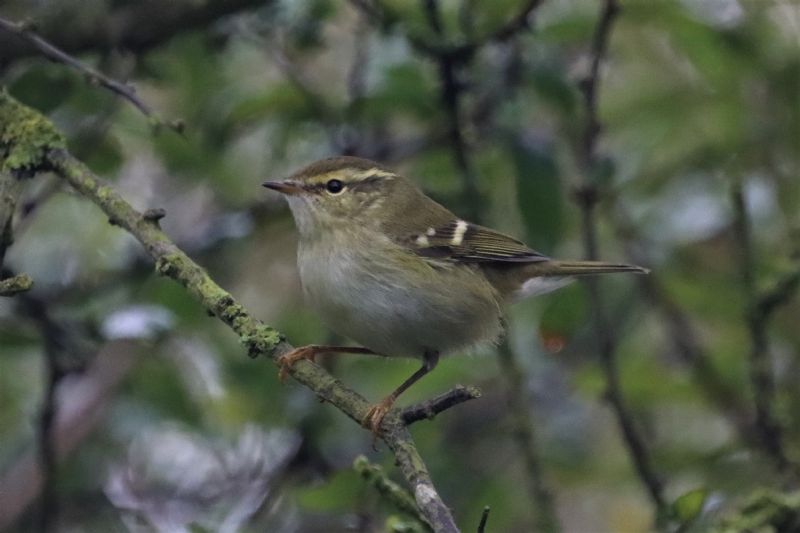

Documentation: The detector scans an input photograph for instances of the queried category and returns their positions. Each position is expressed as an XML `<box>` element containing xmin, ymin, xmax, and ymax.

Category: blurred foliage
<box><xmin>1</xmin><ymin>0</ymin><xmax>799</xmax><ymax>532</ymax></box>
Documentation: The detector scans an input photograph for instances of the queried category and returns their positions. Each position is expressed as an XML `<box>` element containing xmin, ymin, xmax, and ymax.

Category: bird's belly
<box><xmin>298</xmin><ymin>242</ymin><xmax>502</xmax><ymax>358</ymax></box>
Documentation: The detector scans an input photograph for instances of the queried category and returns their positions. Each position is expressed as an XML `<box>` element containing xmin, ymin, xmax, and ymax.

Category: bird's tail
<box><xmin>528</xmin><ymin>260</ymin><xmax>649</xmax><ymax>277</ymax></box>
<box><xmin>500</xmin><ymin>260</ymin><xmax>647</xmax><ymax>301</ymax></box>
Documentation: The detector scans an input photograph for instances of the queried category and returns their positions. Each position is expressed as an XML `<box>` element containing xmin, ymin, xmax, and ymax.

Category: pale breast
<box><xmin>297</xmin><ymin>233</ymin><xmax>503</xmax><ymax>359</ymax></box>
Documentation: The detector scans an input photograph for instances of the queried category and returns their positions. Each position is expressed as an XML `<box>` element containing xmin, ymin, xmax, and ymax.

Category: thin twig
<box><xmin>497</xmin><ymin>342</ymin><xmax>559</xmax><ymax>533</ymax></box>
<box><xmin>37</xmin><ymin>350</ymin><xmax>59</xmax><ymax>533</ymax></box>
<box><xmin>573</xmin><ymin>0</ymin><xmax>666</xmax><ymax>513</ymax></box>
<box><xmin>0</xmin><ymin>341</ymin><xmax>141</xmax><ymax>529</ymax></box>
<box><xmin>608</xmin><ymin>201</ymin><xmax>753</xmax><ymax>439</ymax></box>
<box><xmin>477</xmin><ymin>506</ymin><xmax>490</xmax><ymax>533</ymax></box>
<box><xmin>421</xmin><ymin>0</ymin><xmax>481</xmax><ymax>221</ymax></box>
<box><xmin>16</xmin><ymin>294</ymin><xmax>74</xmax><ymax>532</ymax></box>
<box><xmin>731</xmin><ymin>178</ymin><xmax>799</xmax><ymax>476</ymax></box>
<box><xmin>348</xmin><ymin>0</ymin><xmax>544</xmax><ymax>63</ymax></box>
<box><xmin>0</xmin><ymin>0</ymin><xmax>270</xmax><ymax>63</ymax></box>
<box><xmin>0</xmin><ymin>16</ymin><xmax>182</xmax><ymax>133</ymax></box>
<box><xmin>402</xmin><ymin>385</ymin><xmax>481</xmax><ymax>424</ymax></box>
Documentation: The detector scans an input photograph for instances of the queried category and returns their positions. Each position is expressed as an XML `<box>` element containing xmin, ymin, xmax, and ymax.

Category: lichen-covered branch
<box><xmin>0</xmin><ymin>91</ymin><xmax>459</xmax><ymax>533</ymax></box>
<box><xmin>0</xmin><ymin>273</ymin><xmax>33</xmax><ymax>296</ymax></box>
<box><xmin>353</xmin><ymin>455</ymin><xmax>431</xmax><ymax>531</ymax></box>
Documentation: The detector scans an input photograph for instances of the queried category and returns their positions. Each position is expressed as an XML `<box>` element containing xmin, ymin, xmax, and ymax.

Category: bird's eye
<box><xmin>326</xmin><ymin>179</ymin><xmax>344</xmax><ymax>194</ymax></box>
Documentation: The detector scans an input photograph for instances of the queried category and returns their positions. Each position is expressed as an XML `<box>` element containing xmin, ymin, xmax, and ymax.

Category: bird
<box><xmin>263</xmin><ymin>156</ymin><xmax>647</xmax><ymax>435</ymax></box>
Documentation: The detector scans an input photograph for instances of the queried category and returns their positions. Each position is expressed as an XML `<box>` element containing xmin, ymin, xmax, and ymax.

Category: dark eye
<box><xmin>326</xmin><ymin>179</ymin><xmax>344</xmax><ymax>194</ymax></box>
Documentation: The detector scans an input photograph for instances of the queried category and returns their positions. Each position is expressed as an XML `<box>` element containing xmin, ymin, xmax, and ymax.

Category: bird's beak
<box><xmin>262</xmin><ymin>180</ymin><xmax>303</xmax><ymax>195</ymax></box>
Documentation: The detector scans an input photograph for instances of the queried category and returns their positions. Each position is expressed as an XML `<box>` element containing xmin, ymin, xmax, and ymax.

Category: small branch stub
<box><xmin>0</xmin><ymin>273</ymin><xmax>33</xmax><ymax>296</ymax></box>
<box><xmin>402</xmin><ymin>385</ymin><xmax>481</xmax><ymax>425</ymax></box>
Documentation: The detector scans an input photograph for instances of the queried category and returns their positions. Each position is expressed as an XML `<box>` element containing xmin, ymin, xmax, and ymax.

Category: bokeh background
<box><xmin>1</xmin><ymin>0</ymin><xmax>799</xmax><ymax>531</ymax></box>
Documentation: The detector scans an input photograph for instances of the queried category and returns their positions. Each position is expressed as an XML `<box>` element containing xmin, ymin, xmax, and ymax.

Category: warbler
<box><xmin>263</xmin><ymin>156</ymin><xmax>646</xmax><ymax>434</ymax></box>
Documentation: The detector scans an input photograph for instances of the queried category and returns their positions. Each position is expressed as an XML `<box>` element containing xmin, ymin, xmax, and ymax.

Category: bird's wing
<box><xmin>403</xmin><ymin>219</ymin><xmax>549</xmax><ymax>263</ymax></box>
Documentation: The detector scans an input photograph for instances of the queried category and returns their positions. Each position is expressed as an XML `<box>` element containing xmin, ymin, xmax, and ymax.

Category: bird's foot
<box><xmin>363</xmin><ymin>396</ymin><xmax>396</xmax><ymax>444</ymax></box>
<box><xmin>277</xmin><ymin>345</ymin><xmax>318</xmax><ymax>382</ymax></box>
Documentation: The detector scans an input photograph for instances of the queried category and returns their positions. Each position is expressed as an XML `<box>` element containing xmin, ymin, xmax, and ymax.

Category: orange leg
<box><xmin>363</xmin><ymin>350</ymin><xmax>440</xmax><ymax>437</ymax></box>
<box><xmin>277</xmin><ymin>345</ymin><xmax>375</xmax><ymax>382</ymax></box>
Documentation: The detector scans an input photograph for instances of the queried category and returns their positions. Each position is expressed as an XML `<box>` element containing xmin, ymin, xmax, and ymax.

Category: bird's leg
<box><xmin>278</xmin><ymin>345</ymin><xmax>376</xmax><ymax>382</ymax></box>
<box><xmin>363</xmin><ymin>350</ymin><xmax>440</xmax><ymax>437</ymax></box>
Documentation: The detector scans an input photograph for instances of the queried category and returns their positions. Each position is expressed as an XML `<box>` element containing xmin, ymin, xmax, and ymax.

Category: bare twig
<box><xmin>402</xmin><ymin>385</ymin><xmax>481</xmax><ymax>424</ymax></box>
<box><xmin>731</xmin><ymin>179</ymin><xmax>799</xmax><ymax>476</ymax></box>
<box><xmin>573</xmin><ymin>0</ymin><xmax>666</xmax><ymax>513</ymax></box>
<box><xmin>497</xmin><ymin>342</ymin><xmax>559</xmax><ymax>533</ymax></box>
<box><xmin>421</xmin><ymin>0</ymin><xmax>481</xmax><ymax>221</ymax></box>
<box><xmin>348</xmin><ymin>0</ymin><xmax>544</xmax><ymax>63</ymax></box>
<box><xmin>477</xmin><ymin>506</ymin><xmax>490</xmax><ymax>533</ymax></box>
<box><xmin>37</xmin><ymin>348</ymin><xmax>60</xmax><ymax>532</ymax></box>
<box><xmin>353</xmin><ymin>455</ymin><xmax>432</xmax><ymax>531</ymax></box>
<box><xmin>0</xmin><ymin>16</ymin><xmax>182</xmax><ymax>132</ymax></box>
<box><xmin>0</xmin><ymin>0</ymin><xmax>272</xmax><ymax>64</ymax></box>
<box><xmin>608</xmin><ymin>202</ymin><xmax>753</xmax><ymax>437</ymax></box>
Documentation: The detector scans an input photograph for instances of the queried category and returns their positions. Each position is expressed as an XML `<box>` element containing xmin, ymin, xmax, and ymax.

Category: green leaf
<box><xmin>673</xmin><ymin>487</ymin><xmax>709</xmax><ymax>524</ymax></box>
<box><xmin>511</xmin><ymin>141</ymin><xmax>563</xmax><ymax>254</ymax></box>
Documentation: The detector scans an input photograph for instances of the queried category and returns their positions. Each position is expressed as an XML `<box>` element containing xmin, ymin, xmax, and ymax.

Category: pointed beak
<box><xmin>262</xmin><ymin>180</ymin><xmax>303</xmax><ymax>195</ymax></box>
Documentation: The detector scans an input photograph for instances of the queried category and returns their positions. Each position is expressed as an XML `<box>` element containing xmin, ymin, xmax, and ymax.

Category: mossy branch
<box><xmin>0</xmin><ymin>90</ymin><xmax>460</xmax><ymax>533</ymax></box>
<box><xmin>0</xmin><ymin>273</ymin><xmax>33</xmax><ymax>296</ymax></box>
<box><xmin>354</xmin><ymin>455</ymin><xmax>432</xmax><ymax>531</ymax></box>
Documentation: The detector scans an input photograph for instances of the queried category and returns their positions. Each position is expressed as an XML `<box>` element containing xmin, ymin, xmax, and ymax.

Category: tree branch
<box><xmin>348</xmin><ymin>0</ymin><xmax>544</xmax><ymax>63</ymax></box>
<box><xmin>496</xmin><ymin>342</ymin><xmax>559</xmax><ymax>533</ymax></box>
<box><xmin>353</xmin><ymin>455</ymin><xmax>432</xmax><ymax>531</ymax></box>
<box><xmin>608</xmin><ymin>202</ymin><xmax>754</xmax><ymax>440</ymax></box>
<box><xmin>421</xmin><ymin>0</ymin><xmax>480</xmax><ymax>221</ymax></box>
<box><xmin>402</xmin><ymin>385</ymin><xmax>481</xmax><ymax>424</ymax></box>
<box><xmin>0</xmin><ymin>16</ymin><xmax>182</xmax><ymax>132</ymax></box>
<box><xmin>0</xmin><ymin>272</ymin><xmax>32</xmax><ymax>295</ymax></box>
<box><xmin>0</xmin><ymin>0</ymin><xmax>271</xmax><ymax>64</ymax></box>
<box><xmin>573</xmin><ymin>0</ymin><xmax>666</xmax><ymax>513</ymax></box>
<box><xmin>0</xmin><ymin>341</ymin><xmax>141</xmax><ymax>530</ymax></box>
<box><xmin>731</xmin><ymin>178</ymin><xmax>799</xmax><ymax>476</ymax></box>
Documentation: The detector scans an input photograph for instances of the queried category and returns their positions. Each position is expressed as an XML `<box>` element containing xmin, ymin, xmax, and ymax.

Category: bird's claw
<box><xmin>363</xmin><ymin>396</ymin><xmax>396</xmax><ymax>447</ymax></box>
<box><xmin>277</xmin><ymin>346</ymin><xmax>317</xmax><ymax>383</ymax></box>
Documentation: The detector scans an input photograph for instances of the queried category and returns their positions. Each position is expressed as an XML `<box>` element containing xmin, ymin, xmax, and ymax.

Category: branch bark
<box><xmin>0</xmin><ymin>272</ymin><xmax>32</xmax><ymax>295</ymax></box>
<box><xmin>402</xmin><ymin>385</ymin><xmax>481</xmax><ymax>425</ymax></box>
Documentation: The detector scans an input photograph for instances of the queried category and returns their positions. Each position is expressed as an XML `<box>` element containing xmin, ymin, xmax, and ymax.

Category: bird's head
<box><xmin>263</xmin><ymin>156</ymin><xmax>407</xmax><ymax>239</ymax></box>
